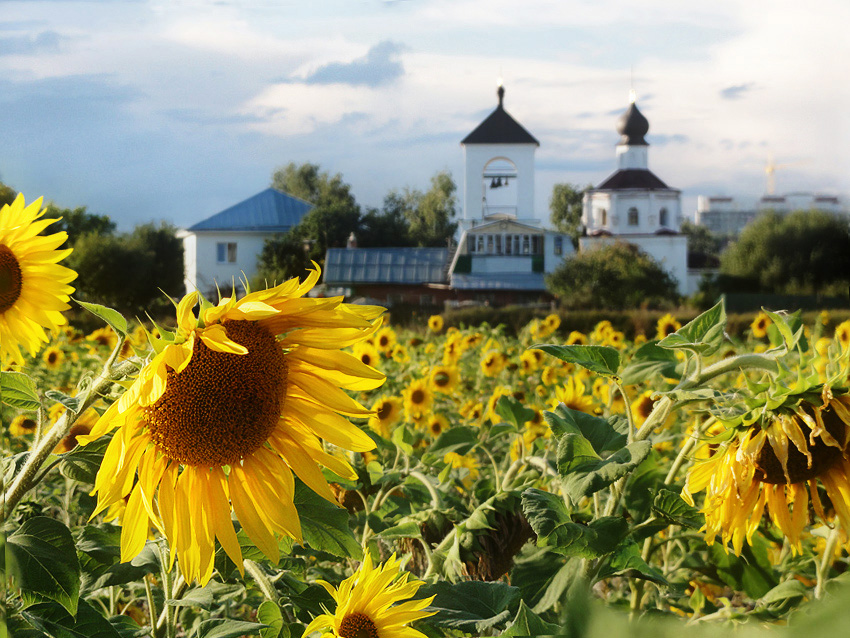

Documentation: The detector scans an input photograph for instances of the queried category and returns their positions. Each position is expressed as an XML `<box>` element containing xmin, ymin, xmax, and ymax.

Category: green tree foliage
<box><xmin>549</xmin><ymin>183</ymin><xmax>590</xmax><ymax>247</ymax></box>
<box><xmin>680</xmin><ymin>220</ymin><xmax>724</xmax><ymax>267</ymax></box>
<box><xmin>70</xmin><ymin>222</ymin><xmax>184</xmax><ymax>314</ymax></box>
<box><xmin>546</xmin><ymin>241</ymin><xmax>679</xmax><ymax>309</ymax></box>
<box><xmin>358</xmin><ymin>200</ymin><xmax>416</xmax><ymax>248</ymax></box>
<box><xmin>404</xmin><ymin>170</ymin><xmax>458</xmax><ymax>247</ymax></box>
<box><xmin>0</xmin><ymin>180</ymin><xmax>17</xmax><ymax>207</ymax></box>
<box><xmin>42</xmin><ymin>204</ymin><xmax>117</xmax><ymax>248</ymax></box>
<box><xmin>720</xmin><ymin>210</ymin><xmax>850</xmax><ymax>295</ymax></box>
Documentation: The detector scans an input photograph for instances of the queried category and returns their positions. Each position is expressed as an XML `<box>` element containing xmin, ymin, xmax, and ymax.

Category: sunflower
<box><xmin>519</xmin><ymin>350</ymin><xmax>541</xmax><ymax>374</ymax></box>
<box><xmin>80</xmin><ymin>268</ymin><xmax>385</xmax><ymax>585</ymax></box>
<box><xmin>42</xmin><ymin>345</ymin><xmax>65</xmax><ymax>370</ymax></box>
<box><xmin>684</xmin><ymin>388</ymin><xmax>850</xmax><ymax>555</ymax></box>
<box><xmin>750</xmin><ymin>312</ymin><xmax>770</xmax><ymax>339</ymax></box>
<box><xmin>656</xmin><ymin>313</ymin><xmax>681</xmax><ymax>340</ymax></box>
<box><xmin>427</xmin><ymin>314</ymin><xmax>444</xmax><ymax>333</ymax></box>
<box><xmin>54</xmin><ymin>409</ymin><xmax>98</xmax><ymax>454</ymax></box>
<box><xmin>375</xmin><ymin>326</ymin><xmax>397</xmax><ymax>354</ymax></box>
<box><xmin>631</xmin><ymin>390</ymin><xmax>658</xmax><ymax>426</ymax></box>
<box><xmin>391</xmin><ymin>344</ymin><xmax>410</xmax><ymax>364</ymax></box>
<box><xmin>369</xmin><ymin>396</ymin><xmax>403</xmax><ymax>438</ymax></box>
<box><xmin>543</xmin><ymin>313</ymin><xmax>561</xmax><ymax>334</ymax></box>
<box><xmin>9</xmin><ymin>414</ymin><xmax>37</xmax><ymax>437</ymax></box>
<box><xmin>551</xmin><ymin>376</ymin><xmax>595</xmax><ymax>414</ymax></box>
<box><xmin>566</xmin><ymin>331</ymin><xmax>588</xmax><ymax>346</ymax></box>
<box><xmin>87</xmin><ymin>327</ymin><xmax>119</xmax><ymax>352</ymax></box>
<box><xmin>836</xmin><ymin>320</ymin><xmax>850</xmax><ymax>351</ymax></box>
<box><xmin>425</xmin><ymin>413</ymin><xmax>449</xmax><ymax>438</ymax></box>
<box><xmin>353</xmin><ymin>342</ymin><xmax>382</xmax><ymax>370</ymax></box>
<box><xmin>444</xmin><ymin>451</ymin><xmax>480</xmax><ymax>488</ymax></box>
<box><xmin>429</xmin><ymin>364</ymin><xmax>459</xmax><ymax>394</ymax></box>
<box><xmin>403</xmin><ymin>379</ymin><xmax>433</xmax><ymax>420</ymax></box>
<box><xmin>304</xmin><ymin>553</ymin><xmax>435</xmax><ymax>638</ymax></box>
<box><xmin>0</xmin><ymin>194</ymin><xmax>77</xmax><ymax>365</ymax></box>
<box><xmin>485</xmin><ymin>385</ymin><xmax>512</xmax><ymax>424</ymax></box>
<box><xmin>480</xmin><ymin>351</ymin><xmax>506</xmax><ymax>377</ymax></box>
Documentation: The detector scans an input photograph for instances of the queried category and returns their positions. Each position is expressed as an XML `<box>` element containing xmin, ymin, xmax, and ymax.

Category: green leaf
<box><xmin>763</xmin><ymin>308</ymin><xmax>804</xmax><ymax>352</ymax></box>
<box><xmin>7</xmin><ymin>517</ymin><xmax>81</xmax><ymax>615</ymax></box>
<box><xmin>21</xmin><ymin>599</ymin><xmax>121</xmax><ymax>638</ymax></box>
<box><xmin>1</xmin><ymin>370</ymin><xmax>41</xmax><ymax>410</ymax></box>
<box><xmin>556</xmin><ymin>433</ymin><xmax>602</xmax><ymax>474</ymax></box>
<box><xmin>294</xmin><ymin>479</ymin><xmax>362</xmax><ymax>560</ymax></box>
<box><xmin>522</xmin><ymin>489</ymin><xmax>627</xmax><ymax>558</ymax></box>
<box><xmin>597</xmin><ymin>541</ymin><xmax>668</xmax><ymax>586</ymax></box>
<box><xmin>428</xmin><ymin>426</ymin><xmax>478</xmax><ymax>457</ymax></box>
<box><xmin>192</xmin><ymin>619</ymin><xmax>265</xmax><ymax>638</ymax></box>
<box><xmin>495</xmin><ymin>396</ymin><xmax>535</xmax><ymax>429</ymax></box>
<box><xmin>758</xmin><ymin>579</ymin><xmax>807</xmax><ymax>611</ymax></box>
<box><xmin>75</xmin><ymin>299</ymin><xmax>128</xmax><ymax>336</ymax></box>
<box><xmin>621</xmin><ymin>341</ymin><xmax>679</xmax><ymax>385</ymax></box>
<box><xmin>257</xmin><ymin>600</ymin><xmax>285</xmax><ymax>638</ymax></box>
<box><xmin>377</xmin><ymin>521</ymin><xmax>422</xmax><ymax>540</ymax></box>
<box><xmin>108</xmin><ymin>615</ymin><xmax>148</xmax><ymax>638</ymax></box>
<box><xmin>45</xmin><ymin>390</ymin><xmax>83</xmax><ymax>415</ymax></box>
<box><xmin>710</xmin><ymin>539</ymin><xmax>778</xmax><ymax>599</ymax></box>
<box><xmin>651</xmin><ymin>488</ymin><xmax>703</xmax><ymax>529</ymax></box>
<box><xmin>502</xmin><ymin>600</ymin><xmax>561</xmax><ymax>637</ymax></box>
<box><xmin>418</xmin><ymin>580</ymin><xmax>521</xmax><ymax>633</ymax></box>
<box><xmin>60</xmin><ymin>435</ymin><xmax>110</xmax><ymax>483</ymax></box>
<box><xmin>558</xmin><ymin>441</ymin><xmax>651</xmax><ymax>501</ymax></box>
<box><xmin>544</xmin><ymin>404</ymin><xmax>627</xmax><ymax>454</ymax></box>
<box><xmin>657</xmin><ymin>299</ymin><xmax>726</xmax><ymax>356</ymax></box>
<box><xmin>166</xmin><ymin>586</ymin><xmax>216</xmax><ymax>610</ymax></box>
<box><xmin>531</xmin><ymin>344</ymin><xmax>621</xmax><ymax>377</ymax></box>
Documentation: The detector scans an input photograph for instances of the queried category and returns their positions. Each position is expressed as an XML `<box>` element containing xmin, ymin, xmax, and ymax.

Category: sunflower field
<box><xmin>5</xmin><ymin>193</ymin><xmax>850</xmax><ymax>638</ymax></box>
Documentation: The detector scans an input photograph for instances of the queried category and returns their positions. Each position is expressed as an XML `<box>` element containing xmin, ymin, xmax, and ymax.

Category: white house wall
<box><xmin>181</xmin><ymin>231</ymin><xmax>276</xmax><ymax>295</ymax></box>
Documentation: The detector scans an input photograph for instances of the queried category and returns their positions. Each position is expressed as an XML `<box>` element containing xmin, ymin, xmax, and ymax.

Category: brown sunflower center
<box><xmin>663</xmin><ymin>323</ymin><xmax>676</xmax><ymax>336</ymax></box>
<box><xmin>377</xmin><ymin>401</ymin><xmax>393</xmax><ymax>420</ymax></box>
<box><xmin>360</xmin><ymin>353</ymin><xmax>373</xmax><ymax>366</ymax></box>
<box><xmin>339</xmin><ymin>612</ymin><xmax>379</xmax><ymax>638</ymax></box>
<box><xmin>0</xmin><ymin>244</ymin><xmax>23</xmax><ymax>313</ymax></box>
<box><xmin>410</xmin><ymin>389</ymin><xmax>425</xmax><ymax>405</ymax></box>
<box><xmin>143</xmin><ymin>319</ymin><xmax>287</xmax><ymax>466</ymax></box>
<box><xmin>434</xmin><ymin>372</ymin><xmax>450</xmax><ymax>387</ymax></box>
<box><xmin>47</xmin><ymin>350</ymin><xmax>60</xmax><ymax>364</ymax></box>
<box><xmin>756</xmin><ymin>404</ymin><xmax>847</xmax><ymax>484</ymax></box>
<box><xmin>636</xmin><ymin>397</ymin><xmax>655</xmax><ymax>420</ymax></box>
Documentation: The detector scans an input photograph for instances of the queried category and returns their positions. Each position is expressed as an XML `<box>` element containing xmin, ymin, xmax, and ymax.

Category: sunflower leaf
<box><xmin>1</xmin><ymin>370</ymin><xmax>41</xmax><ymax>410</ymax></box>
<box><xmin>651</xmin><ymin>488</ymin><xmax>703</xmax><ymax>529</ymax></box>
<box><xmin>6</xmin><ymin>517</ymin><xmax>81</xmax><ymax>616</ymax></box>
<box><xmin>559</xmin><ymin>441</ymin><xmax>652</xmax><ymax>501</ymax></box>
<box><xmin>531</xmin><ymin>344</ymin><xmax>621</xmax><ymax>377</ymax></box>
<box><xmin>257</xmin><ymin>600</ymin><xmax>286</xmax><ymax>638</ymax></box>
<box><xmin>657</xmin><ymin>299</ymin><xmax>726</xmax><ymax>356</ymax></box>
<box><xmin>596</xmin><ymin>540</ymin><xmax>669</xmax><ymax>586</ymax></box>
<box><xmin>621</xmin><ymin>340</ymin><xmax>679</xmax><ymax>384</ymax></box>
<box><xmin>495</xmin><ymin>396</ymin><xmax>534</xmax><ymax>429</ymax></box>
<box><xmin>427</xmin><ymin>425</ymin><xmax>478</xmax><ymax>457</ymax></box>
<box><xmin>502</xmin><ymin>600</ymin><xmax>562</xmax><ymax>637</ymax></box>
<box><xmin>417</xmin><ymin>580</ymin><xmax>521</xmax><ymax>633</ymax></box>
<box><xmin>192</xmin><ymin>619</ymin><xmax>265</xmax><ymax>638</ymax></box>
<box><xmin>294</xmin><ymin>479</ymin><xmax>362</xmax><ymax>560</ymax></box>
<box><xmin>45</xmin><ymin>389</ymin><xmax>83</xmax><ymax>415</ymax></box>
<box><xmin>21</xmin><ymin>599</ymin><xmax>121</xmax><ymax>638</ymax></box>
<box><xmin>75</xmin><ymin>299</ymin><xmax>128</xmax><ymax>336</ymax></box>
<box><xmin>545</xmin><ymin>404</ymin><xmax>627</xmax><ymax>455</ymax></box>
<box><xmin>59</xmin><ymin>434</ymin><xmax>110</xmax><ymax>484</ymax></box>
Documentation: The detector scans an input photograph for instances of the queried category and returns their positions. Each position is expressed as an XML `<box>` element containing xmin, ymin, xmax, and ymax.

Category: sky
<box><xmin>0</xmin><ymin>0</ymin><xmax>848</xmax><ymax>230</ymax></box>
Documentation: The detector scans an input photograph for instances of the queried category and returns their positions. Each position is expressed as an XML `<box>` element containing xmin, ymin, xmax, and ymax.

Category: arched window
<box><xmin>659</xmin><ymin>207</ymin><xmax>669</xmax><ymax>227</ymax></box>
<box><xmin>600</xmin><ymin>209</ymin><xmax>608</xmax><ymax>226</ymax></box>
<box><xmin>627</xmin><ymin>207</ymin><xmax>639</xmax><ymax>226</ymax></box>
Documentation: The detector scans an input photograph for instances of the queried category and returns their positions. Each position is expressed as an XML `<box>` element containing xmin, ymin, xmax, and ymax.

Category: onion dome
<box><xmin>616</xmin><ymin>98</ymin><xmax>649</xmax><ymax>146</ymax></box>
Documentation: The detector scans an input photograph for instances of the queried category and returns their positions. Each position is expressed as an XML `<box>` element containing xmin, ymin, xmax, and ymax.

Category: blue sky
<box><xmin>1</xmin><ymin>0</ymin><xmax>848</xmax><ymax>229</ymax></box>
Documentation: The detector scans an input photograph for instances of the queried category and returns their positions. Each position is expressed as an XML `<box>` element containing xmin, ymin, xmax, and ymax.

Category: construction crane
<box><xmin>764</xmin><ymin>154</ymin><xmax>807</xmax><ymax>195</ymax></box>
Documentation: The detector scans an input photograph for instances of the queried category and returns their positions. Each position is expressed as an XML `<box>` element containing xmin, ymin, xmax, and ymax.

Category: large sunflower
<box><xmin>304</xmin><ymin>553</ymin><xmax>435</xmax><ymax>638</ymax></box>
<box><xmin>0</xmin><ymin>194</ymin><xmax>76</xmax><ymax>365</ymax></box>
<box><xmin>80</xmin><ymin>268</ymin><xmax>385</xmax><ymax>585</ymax></box>
<box><xmin>684</xmin><ymin>387</ymin><xmax>850</xmax><ymax>555</ymax></box>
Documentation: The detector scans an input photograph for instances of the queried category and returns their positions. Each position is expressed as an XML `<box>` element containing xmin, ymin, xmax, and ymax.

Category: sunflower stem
<box><xmin>244</xmin><ymin>559</ymin><xmax>278</xmax><ymax>602</ymax></box>
<box><xmin>2</xmin><ymin>358</ymin><xmax>138</xmax><ymax>519</ymax></box>
<box><xmin>816</xmin><ymin>527</ymin><xmax>840</xmax><ymax>598</ymax></box>
<box><xmin>144</xmin><ymin>574</ymin><xmax>160</xmax><ymax>638</ymax></box>
<box><xmin>614</xmin><ymin>381</ymin><xmax>636</xmax><ymax>443</ymax></box>
<box><xmin>156</xmin><ymin>542</ymin><xmax>177</xmax><ymax>638</ymax></box>
<box><xmin>663</xmin><ymin>417</ymin><xmax>713</xmax><ymax>486</ymax></box>
<box><xmin>408</xmin><ymin>470</ymin><xmax>441</xmax><ymax>509</ymax></box>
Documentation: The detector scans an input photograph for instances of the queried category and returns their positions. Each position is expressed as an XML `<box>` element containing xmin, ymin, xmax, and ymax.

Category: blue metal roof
<box><xmin>450</xmin><ymin>272</ymin><xmax>546</xmax><ymax>291</ymax></box>
<box><xmin>324</xmin><ymin>248</ymin><xmax>449</xmax><ymax>285</ymax></box>
<box><xmin>188</xmin><ymin>188</ymin><xmax>313</xmax><ymax>232</ymax></box>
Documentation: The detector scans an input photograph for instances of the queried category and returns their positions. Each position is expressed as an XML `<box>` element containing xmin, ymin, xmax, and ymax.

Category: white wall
<box><xmin>462</xmin><ymin>144</ymin><xmax>537</xmax><ymax>232</ymax></box>
<box><xmin>181</xmin><ymin>231</ymin><xmax>277</xmax><ymax>295</ymax></box>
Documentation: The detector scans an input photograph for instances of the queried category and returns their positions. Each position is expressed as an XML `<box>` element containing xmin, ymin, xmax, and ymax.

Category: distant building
<box><xmin>580</xmin><ymin>93</ymin><xmax>693</xmax><ymax>294</ymax></box>
<box><xmin>695</xmin><ymin>193</ymin><xmax>848</xmax><ymax>236</ymax></box>
<box><xmin>177</xmin><ymin>188</ymin><xmax>312</xmax><ymax>296</ymax></box>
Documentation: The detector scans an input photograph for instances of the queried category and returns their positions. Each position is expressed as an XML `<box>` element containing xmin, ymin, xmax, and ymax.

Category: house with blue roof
<box><xmin>177</xmin><ymin>188</ymin><xmax>313</xmax><ymax>295</ymax></box>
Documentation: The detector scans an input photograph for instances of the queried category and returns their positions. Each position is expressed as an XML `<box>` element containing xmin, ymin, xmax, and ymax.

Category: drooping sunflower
<box><xmin>369</xmin><ymin>396</ymin><xmax>403</xmax><ymax>438</ymax></box>
<box><xmin>80</xmin><ymin>268</ymin><xmax>385</xmax><ymax>585</ymax></box>
<box><xmin>429</xmin><ymin>364</ymin><xmax>459</xmax><ymax>394</ymax></box>
<box><xmin>750</xmin><ymin>312</ymin><xmax>771</xmax><ymax>339</ymax></box>
<box><xmin>656</xmin><ymin>313</ymin><xmax>681</xmax><ymax>340</ymax></box>
<box><xmin>304</xmin><ymin>553</ymin><xmax>435</xmax><ymax>638</ymax></box>
<box><xmin>427</xmin><ymin>314</ymin><xmax>444</xmax><ymax>333</ymax></box>
<box><xmin>684</xmin><ymin>386</ymin><xmax>850</xmax><ymax>555</ymax></box>
<box><xmin>0</xmin><ymin>194</ymin><xmax>77</xmax><ymax>365</ymax></box>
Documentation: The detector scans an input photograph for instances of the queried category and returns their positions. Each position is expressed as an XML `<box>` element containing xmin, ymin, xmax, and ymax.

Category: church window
<box><xmin>532</xmin><ymin>235</ymin><xmax>542</xmax><ymax>255</ymax></box>
<box><xmin>495</xmin><ymin>234</ymin><xmax>502</xmax><ymax>253</ymax></box>
<box><xmin>467</xmin><ymin>236</ymin><xmax>475</xmax><ymax>253</ymax></box>
<box><xmin>554</xmin><ymin>236</ymin><xmax>563</xmax><ymax>256</ymax></box>
<box><xmin>522</xmin><ymin>235</ymin><xmax>530</xmax><ymax>254</ymax></box>
<box><xmin>659</xmin><ymin>207</ymin><xmax>669</xmax><ymax>227</ymax></box>
<box><xmin>477</xmin><ymin>235</ymin><xmax>485</xmax><ymax>252</ymax></box>
<box><xmin>486</xmin><ymin>235</ymin><xmax>494</xmax><ymax>253</ymax></box>
<box><xmin>600</xmin><ymin>209</ymin><xmax>608</xmax><ymax>226</ymax></box>
<box><xmin>628</xmin><ymin>207</ymin><xmax>639</xmax><ymax>226</ymax></box>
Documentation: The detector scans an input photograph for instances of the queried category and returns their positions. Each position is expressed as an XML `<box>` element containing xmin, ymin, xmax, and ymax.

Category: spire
<box><xmin>497</xmin><ymin>79</ymin><xmax>505</xmax><ymax>109</ymax></box>
<box><xmin>616</xmin><ymin>92</ymin><xmax>649</xmax><ymax>146</ymax></box>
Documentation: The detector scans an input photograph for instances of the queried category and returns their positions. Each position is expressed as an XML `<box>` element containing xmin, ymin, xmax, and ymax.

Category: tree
<box><xmin>0</xmin><ymin>181</ymin><xmax>16</xmax><ymax>208</ymax></box>
<box><xmin>43</xmin><ymin>204</ymin><xmax>116</xmax><ymax>247</ymax></box>
<box><xmin>720</xmin><ymin>210</ymin><xmax>850</xmax><ymax>295</ymax></box>
<box><xmin>358</xmin><ymin>201</ymin><xmax>415</xmax><ymax>248</ymax></box>
<box><xmin>546</xmin><ymin>241</ymin><xmax>679</xmax><ymax>309</ymax></box>
<box><xmin>549</xmin><ymin>183</ymin><xmax>590</xmax><ymax>247</ymax></box>
<box><xmin>405</xmin><ymin>170</ymin><xmax>458</xmax><ymax>247</ymax></box>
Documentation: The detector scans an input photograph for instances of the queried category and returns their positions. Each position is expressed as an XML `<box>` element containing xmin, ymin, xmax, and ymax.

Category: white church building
<box><xmin>579</xmin><ymin>92</ymin><xmax>692</xmax><ymax>294</ymax></box>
